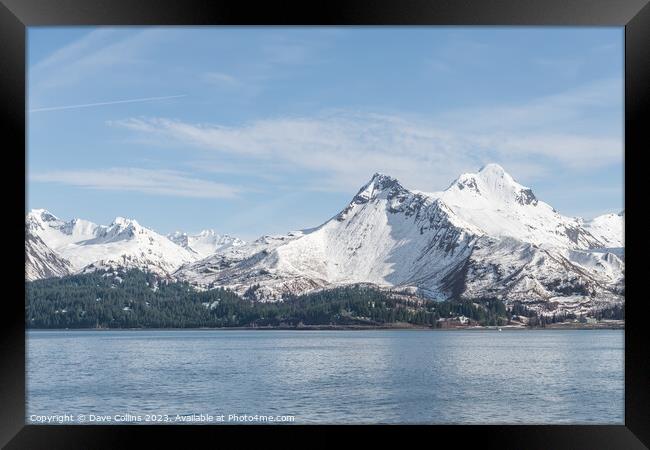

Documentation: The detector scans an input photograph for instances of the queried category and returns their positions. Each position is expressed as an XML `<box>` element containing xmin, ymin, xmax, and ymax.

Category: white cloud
<box><xmin>110</xmin><ymin>113</ymin><xmax>478</xmax><ymax>192</ymax></box>
<box><xmin>30</xmin><ymin>168</ymin><xmax>241</xmax><ymax>199</ymax></box>
<box><xmin>108</xmin><ymin>77</ymin><xmax>622</xmax><ymax>193</ymax></box>
<box><xmin>479</xmin><ymin>133</ymin><xmax>622</xmax><ymax>169</ymax></box>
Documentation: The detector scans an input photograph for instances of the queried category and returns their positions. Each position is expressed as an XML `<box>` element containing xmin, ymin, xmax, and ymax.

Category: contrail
<box><xmin>28</xmin><ymin>95</ymin><xmax>186</xmax><ymax>113</ymax></box>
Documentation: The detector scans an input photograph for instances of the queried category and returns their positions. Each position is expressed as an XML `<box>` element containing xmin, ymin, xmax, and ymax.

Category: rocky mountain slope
<box><xmin>168</xmin><ymin>229</ymin><xmax>245</xmax><ymax>259</ymax></box>
<box><xmin>26</xmin><ymin>164</ymin><xmax>624</xmax><ymax>316</ymax></box>
<box><xmin>25</xmin><ymin>225</ymin><xmax>73</xmax><ymax>281</ymax></box>
<box><xmin>175</xmin><ymin>164</ymin><xmax>624</xmax><ymax>315</ymax></box>
<box><xmin>26</xmin><ymin>210</ymin><xmax>198</xmax><ymax>276</ymax></box>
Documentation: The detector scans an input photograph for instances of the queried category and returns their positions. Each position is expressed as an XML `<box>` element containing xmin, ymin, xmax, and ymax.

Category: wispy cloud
<box><xmin>30</xmin><ymin>168</ymin><xmax>241</xmax><ymax>199</ymax></box>
<box><xmin>30</xmin><ymin>28</ymin><xmax>340</xmax><ymax>109</ymax></box>
<box><xmin>30</xmin><ymin>28</ymin><xmax>174</xmax><ymax>93</ymax></box>
<box><xmin>438</xmin><ymin>77</ymin><xmax>622</xmax><ymax>133</ymax></box>
<box><xmin>31</xmin><ymin>28</ymin><xmax>118</xmax><ymax>74</ymax></box>
<box><xmin>202</xmin><ymin>72</ymin><xmax>242</xmax><ymax>89</ymax></box>
<box><xmin>108</xmin><ymin>77</ymin><xmax>622</xmax><ymax>193</ymax></box>
<box><xmin>29</xmin><ymin>95</ymin><xmax>186</xmax><ymax>113</ymax></box>
<box><xmin>110</xmin><ymin>113</ymin><xmax>472</xmax><ymax>192</ymax></box>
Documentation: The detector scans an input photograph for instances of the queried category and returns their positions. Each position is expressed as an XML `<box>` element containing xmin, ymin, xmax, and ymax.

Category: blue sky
<box><xmin>27</xmin><ymin>27</ymin><xmax>624</xmax><ymax>240</ymax></box>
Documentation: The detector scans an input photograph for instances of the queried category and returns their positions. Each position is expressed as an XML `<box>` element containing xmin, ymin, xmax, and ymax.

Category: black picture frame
<box><xmin>2</xmin><ymin>0</ymin><xmax>648</xmax><ymax>448</ymax></box>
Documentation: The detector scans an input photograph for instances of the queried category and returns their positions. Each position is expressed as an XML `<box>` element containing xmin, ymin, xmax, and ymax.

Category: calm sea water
<box><xmin>26</xmin><ymin>329</ymin><xmax>624</xmax><ymax>424</ymax></box>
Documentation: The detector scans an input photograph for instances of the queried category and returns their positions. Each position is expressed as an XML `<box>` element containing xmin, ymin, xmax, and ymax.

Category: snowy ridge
<box><xmin>461</xmin><ymin>237</ymin><xmax>623</xmax><ymax>311</ymax></box>
<box><xmin>26</xmin><ymin>164</ymin><xmax>624</xmax><ymax>315</ymax></box>
<box><xmin>168</xmin><ymin>229</ymin><xmax>245</xmax><ymax>258</ymax></box>
<box><xmin>435</xmin><ymin>164</ymin><xmax>604</xmax><ymax>248</ymax></box>
<box><xmin>26</xmin><ymin>210</ymin><xmax>199</xmax><ymax>277</ymax></box>
<box><xmin>175</xmin><ymin>165</ymin><xmax>624</xmax><ymax>314</ymax></box>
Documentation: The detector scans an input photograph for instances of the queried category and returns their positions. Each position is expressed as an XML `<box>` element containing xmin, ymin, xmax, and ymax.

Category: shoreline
<box><xmin>26</xmin><ymin>322</ymin><xmax>625</xmax><ymax>332</ymax></box>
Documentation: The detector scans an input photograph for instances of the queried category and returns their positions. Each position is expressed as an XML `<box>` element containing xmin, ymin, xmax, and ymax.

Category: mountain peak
<box><xmin>112</xmin><ymin>216</ymin><xmax>139</xmax><ymax>226</ymax></box>
<box><xmin>478</xmin><ymin>163</ymin><xmax>506</xmax><ymax>175</ymax></box>
<box><xmin>369</xmin><ymin>172</ymin><xmax>396</xmax><ymax>183</ymax></box>
<box><xmin>365</xmin><ymin>172</ymin><xmax>402</xmax><ymax>191</ymax></box>
<box><xmin>28</xmin><ymin>208</ymin><xmax>59</xmax><ymax>222</ymax></box>
<box><xmin>476</xmin><ymin>163</ymin><xmax>516</xmax><ymax>185</ymax></box>
<box><xmin>352</xmin><ymin>172</ymin><xmax>404</xmax><ymax>204</ymax></box>
<box><xmin>445</xmin><ymin>164</ymin><xmax>537</xmax><ymax>206</ymax></box>
<box><xmin>109</xmin><ymin>217</ymin><xmax>143</xmax><ymax>235</ymax></box>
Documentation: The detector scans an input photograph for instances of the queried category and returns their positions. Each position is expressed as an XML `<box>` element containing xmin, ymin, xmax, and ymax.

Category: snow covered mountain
<box><xmin>25</xmin><ymin>225</ymin><xmax>73</xmax><ymax>281</ymax></box>
<box><xmin>175</xmin><ymin>164</ymin><xmax>624</xmax><ymax>314</ymax></box>
<box><xmin>26</xmin><ymin>210</ymin><xmax>198</xmax><ymax>276</ymax></box>
<box><xmin>582</xmin><ymin>211</ymin><xmax>624</xmax><ymax>249</ymax></box>
<box><xmin>168</xmin><ymin>229</ymin><xmax>245</xmax><ymax>258</ymax></box>
<box><xmin>430</xmin><ymin>164</ymin><xmax>605</xmax><ymax>249</ymax></box>
<box><xmin>25</xmin><ymin>164</ymin><xmax>624</xmax><ymax>315</ymax></box>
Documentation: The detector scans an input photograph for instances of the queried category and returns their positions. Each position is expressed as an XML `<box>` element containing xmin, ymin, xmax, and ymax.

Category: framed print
<box><xmin>1</xmin><ymin>0</ymin><xmax>648</xmax><ymax>448</ymax></box>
